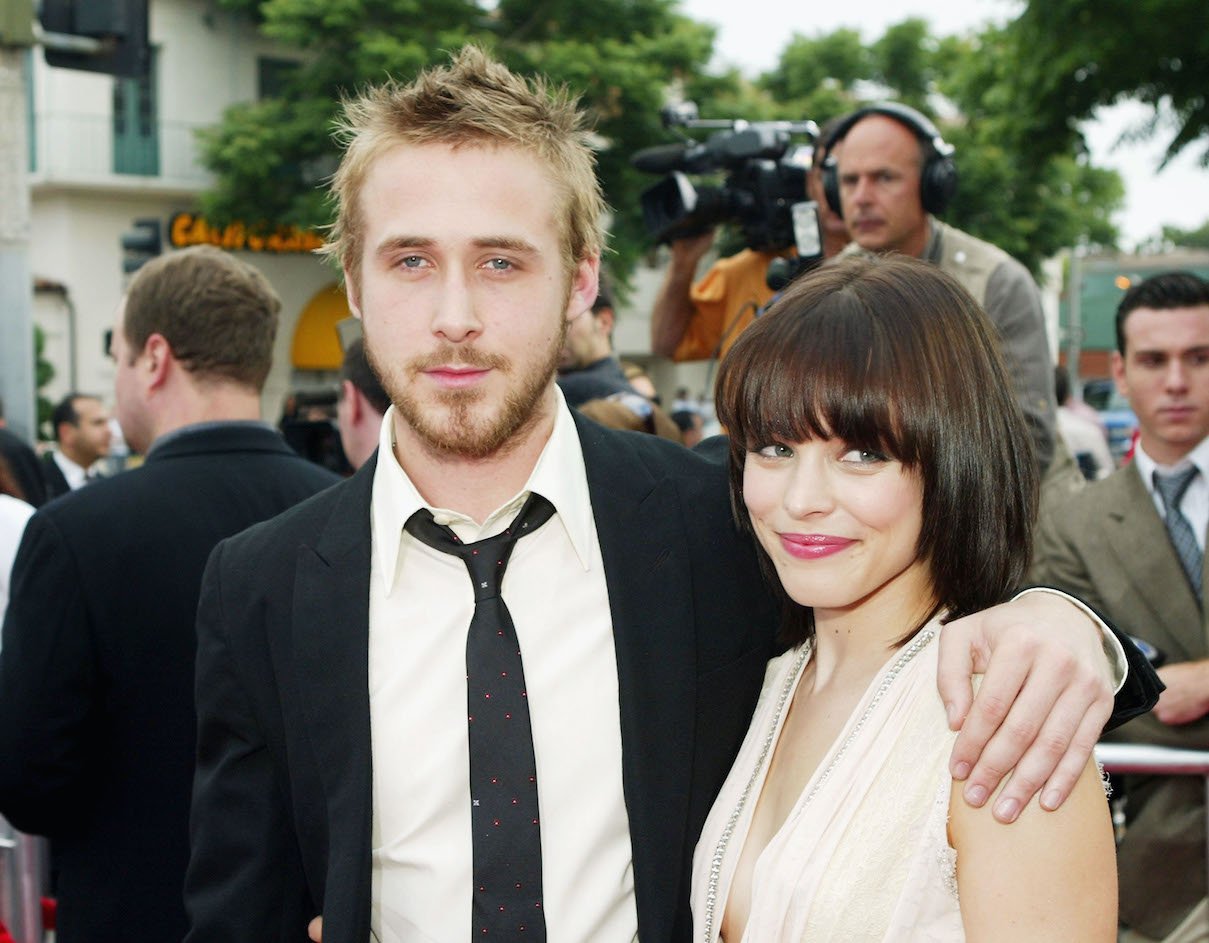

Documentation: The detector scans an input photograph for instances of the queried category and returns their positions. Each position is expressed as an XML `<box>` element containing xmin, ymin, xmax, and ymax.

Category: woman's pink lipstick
<box><xmin>778</xmin><ymin>533</ymin><xmax>855</xmax><ymax>559</ymax></box>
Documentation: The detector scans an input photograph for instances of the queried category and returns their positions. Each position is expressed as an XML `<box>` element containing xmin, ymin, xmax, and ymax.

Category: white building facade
<box><xmin>27</xmin><ymin>0</ymin><xmax>346</xmax><ymax>433</ymax></box>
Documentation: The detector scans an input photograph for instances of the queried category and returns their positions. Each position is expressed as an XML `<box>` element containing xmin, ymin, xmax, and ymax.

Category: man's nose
<box><xmin>430</xmin><ymin>272</ymin><xmax>482</xmax><ymax>342</ymax></box>
<box><xmin>1165</xmin><ymin>359</ymin><xmax>1190</xmax><ymax>392</ymax></box>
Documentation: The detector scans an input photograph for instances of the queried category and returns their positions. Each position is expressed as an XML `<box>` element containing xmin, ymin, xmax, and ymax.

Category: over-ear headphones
<box><xmin>821</xmin><ymin>102</ymin><xmax>958</xmax><ymax>219</ymax></box>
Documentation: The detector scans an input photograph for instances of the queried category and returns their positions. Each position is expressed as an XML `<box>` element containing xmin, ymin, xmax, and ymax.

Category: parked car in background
<box><xmin>1081</xmin><ymin>378</ymin><xmax>1138</xmax><ymax>465</ymax></box>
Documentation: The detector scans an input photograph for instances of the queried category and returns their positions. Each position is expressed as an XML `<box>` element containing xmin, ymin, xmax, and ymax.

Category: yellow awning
<box><xmin>291</xmin><ymin>284</ymin><xmax>350</xmax><ymax>370</ymax></box>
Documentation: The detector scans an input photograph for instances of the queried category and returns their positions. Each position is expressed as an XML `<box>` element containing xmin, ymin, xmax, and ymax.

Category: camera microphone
<box><xmin>631</xmin><ymin>143</ymin><xmax>693</xmax><ymax>174</ymax></box>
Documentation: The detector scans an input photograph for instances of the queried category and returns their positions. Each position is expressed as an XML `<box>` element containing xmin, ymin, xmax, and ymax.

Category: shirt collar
<box><xmin>145</xmin><ymin>419</ymin><xmax>274</xmax><ymax>459</ymax></box>
<box><xmin>53</xmin><ymin>450</ymin><xmax>89</xmax><ymax>488</ymax></box>
<box><xmin>370</xmin><ymin>387</ymin><xmax>595</xmax><ymax>595</ymax></box>
<box><xmin>921</xmin><ymin>217</ymin><xmax>942</xmax><ymax>263</ymax></box>
<box><xmin>1134</xmin><ymin>435</ymin><xmax>1209</xmax><ymax>494</ymax></box>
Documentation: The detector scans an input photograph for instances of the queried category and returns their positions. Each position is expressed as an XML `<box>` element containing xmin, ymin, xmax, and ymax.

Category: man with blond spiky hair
<box><xmin>184</xmin><ymin>46</ymin><xmax>1156</xmax><ymax>943</ymax></box>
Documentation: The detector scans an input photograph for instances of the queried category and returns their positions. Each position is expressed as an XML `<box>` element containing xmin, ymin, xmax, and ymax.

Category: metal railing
<box><xmin>0</xmin><ymin>818</ymin><xmax>44</xmax><ymax>943</ymax></box>
<box><xmin>1096</xmin><ymin>742</ymin><xmax>1209</xmax><ymax>900</ymax></box>
<box><xmin>30</xmin><ymin>112</ymin><xmax>213</xmax><ymax>187</ymax></box>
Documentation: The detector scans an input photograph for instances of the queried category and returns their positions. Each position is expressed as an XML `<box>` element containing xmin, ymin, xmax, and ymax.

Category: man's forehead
<box><xmin>1126</xmin><ymin>305</ymin><xmax>1209</xmax><ymax>346</ymax></box>
<box><xmin>364</xmin><ymin>139</ymin><xmax>557</xmax><ymax>188</ymax></box>
<box><xmin>839</xmin><ymin>118</ymin><xmax>920</xmax><ymax>164</ymax></box>
<box><xmin>1128</xmin><ymin>304</ymin><xmax>1209</xmax><ymax>330</ymax></box>
<box><xmin>360</xmin><ymin>142</ymin><xmax>562</xmax><ymax>241</ymax></box>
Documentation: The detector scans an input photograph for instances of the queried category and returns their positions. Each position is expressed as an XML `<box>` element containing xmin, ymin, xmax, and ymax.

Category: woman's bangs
<box><xmin>729</xmin><ymin>301</ymin><xmax>904</xmax><ymax>458</ymax></box>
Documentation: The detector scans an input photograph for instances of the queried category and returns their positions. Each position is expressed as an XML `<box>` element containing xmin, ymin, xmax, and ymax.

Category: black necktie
<box><xmin>404</xmin><ymin>492</ymin><xmax>555</xmax><ymax>941</ymax></box>
<box><xmin>1155</xmin><ymin>466</ymin><xmax>1203</xmax><ymax>603</ymax></box>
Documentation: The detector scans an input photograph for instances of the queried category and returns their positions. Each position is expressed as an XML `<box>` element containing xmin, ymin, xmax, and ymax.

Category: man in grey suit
<box><xmin>184</xmin><ymin>47</ymin><xmax>1156</xmax><ymax>943</ymax></box>
<box><xmin>1033</xmin><ymin>270</ymin><xmax>1209</xmax><ymax>943</ymax></box>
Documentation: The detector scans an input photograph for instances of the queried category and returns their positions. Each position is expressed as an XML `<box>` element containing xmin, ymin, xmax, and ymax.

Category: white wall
<box><xmin>27</xmin><ymin>0</ymin><xmax>334</xmax><ymax>433</ymax></box>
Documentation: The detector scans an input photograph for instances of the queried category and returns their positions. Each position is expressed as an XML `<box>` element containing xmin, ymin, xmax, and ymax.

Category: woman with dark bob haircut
<box><xmin>691</xmin><ymin>255</ymin><xmax>1115</xmax><ymax>941</ymax></box>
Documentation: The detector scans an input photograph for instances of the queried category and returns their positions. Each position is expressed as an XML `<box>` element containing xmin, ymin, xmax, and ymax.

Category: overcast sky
<box><xmin>678</xmin><ymin>0</ymin><xmax>1207</xmax><ymax>248</ymax></box>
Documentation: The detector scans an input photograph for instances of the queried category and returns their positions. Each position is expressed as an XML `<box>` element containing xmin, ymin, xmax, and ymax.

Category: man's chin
<box><xmin>853</xmin><ymin>230</ymin><xmax>888</xmax><ymax>252</ymax></box>
<box><xmin>396</xmin><ymin>403</ymin><xmax>513</xmax><ymax>460</ymax></box>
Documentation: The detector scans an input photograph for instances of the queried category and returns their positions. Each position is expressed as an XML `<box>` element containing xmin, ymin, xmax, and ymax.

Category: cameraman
<box><xmin>826</xmin><ymin>102</ymin><xmax>1057</xmax><ymax>472</ymax></box>
<box><xmin>649</xmin><ymin>116</ymin><xmax>850</xmax><ymax>361</ymax></box>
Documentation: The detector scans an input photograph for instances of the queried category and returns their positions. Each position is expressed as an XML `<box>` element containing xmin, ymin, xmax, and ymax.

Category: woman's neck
<box><xmin>809</xmin><ymin>591</ymin><xmax>937</xmax><ymax>690</ymax></box>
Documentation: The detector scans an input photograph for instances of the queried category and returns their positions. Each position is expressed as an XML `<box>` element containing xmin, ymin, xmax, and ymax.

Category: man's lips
<box><xmin>778</xmin><ymin>533</ymin><xmax>856</xmax><ymax>559</ymax></box>
<box><xmin>423</xmin><ymin>365</ymin><xmax>491</xmax><ymax>388</ymax></box>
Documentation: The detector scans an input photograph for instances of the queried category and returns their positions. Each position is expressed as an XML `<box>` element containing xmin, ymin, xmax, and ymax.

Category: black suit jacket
<box><xmin>184</xmin><ymin>416</ymin><xmax>1160</xmax><ymax>943</ymax></box>
<box><xmin>40</xmin><ymin>451</ymin><xmax>73</xmax><ymax>501</ymax></box>
<box><xmin>0</xmin><ymin>424</ymin><xmax>339</xmax><ymax>943</ymax></box>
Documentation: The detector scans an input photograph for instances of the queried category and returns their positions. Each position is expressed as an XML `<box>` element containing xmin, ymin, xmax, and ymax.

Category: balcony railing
<box><xmin>30</xmin><ymin>112</ymin><xmax>213</xmax><ymax>188</ymax></box>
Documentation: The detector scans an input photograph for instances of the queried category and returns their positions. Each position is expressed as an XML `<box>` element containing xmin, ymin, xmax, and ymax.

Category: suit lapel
<box><xmin>291</xmin><ymin>463</ymin><xmax>376</xmax><ymax>938</ymax></box>
<box><xmin>575</xmin><ymin>415</ymin><xmax>697</xmax><ymax>942</ymax></box>
<box><xmin>1103</xmin><ymin>465</ymin><xmax>1205</xmax><ymax>660</ymax></box>
<box><xmin>288</xmin><ymin>424</ymin><xmax>698</xmax><ymax>938</ymax></box>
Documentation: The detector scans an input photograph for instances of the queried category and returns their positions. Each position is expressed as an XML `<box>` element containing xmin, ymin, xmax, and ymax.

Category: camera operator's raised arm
<box><xmin>650</xmin><ymin>229</ymin><xmax>716</xmax><ymax>358</ymax></box>
<box><xmin>641</xmin><ymin>108</ymin><xmax>847</xmax><ymax>365</ymax></box>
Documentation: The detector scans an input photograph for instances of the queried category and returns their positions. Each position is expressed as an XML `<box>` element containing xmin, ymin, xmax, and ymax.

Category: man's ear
<box><xmin>595</xmin><ymin>307</ymin><xmax>615</xmax><ymax>337</ymax></box>
<box><xmin>1110</xmin><ymin>350</ymin><xmax>1129</xmax><ymax>399</ymax></box>
<box><xmin>344</xmin><ymin>268</ymin><xmax>363</xmax><ymax>320</ymax></box>
<box><xmin>565</xmin><ymin>255</ymin><xmax>600</xmax><ymax>323</ymax></box>
<box><xmin>341</xmin><ymin>379</ymin><xmax>363</xmax><ymax>423</ymax></box>
<box><xmin>143</xmin><ymin>333</ymin><xmax>173</xmax><ymax>390</ymax></box>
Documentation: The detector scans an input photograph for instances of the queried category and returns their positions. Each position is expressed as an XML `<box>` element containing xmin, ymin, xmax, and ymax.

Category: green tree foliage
<box><xmin>759</xmin><ymin>29</ymin><xmax>868</xmax><ymax>106</ymax></box>
<box><xmin>200</xmin><ymin>5</ymin><xmax>1130</xmax><ymax>281</ymax></box>
<box><xmin>1003</xmin><ymin>0</ymin><xmax>1209</xmax><ymax>168</ymax></box>
<box><xmin>1161</xmin><ymin>218</ymin><xmax>1209</xmax><ymax>250</ymax></box>
<box><xmin>203</xmin><ymin>0</ymin><xmax>719</xmax><ymax>282</ymax></box>
<box><xmin>931</xmin><ymin>25</ymin><xmax>1125</xmax><ymax>273</ymax></box>
<box><xmin>33</xmin><ymin>326</ymin><xmax>55</xmax><ymax>441</ymax></box>
<box><xmin>870</xmin><ymin>18</ymin><xmax>933</xmax><ymax>111</ymax></box>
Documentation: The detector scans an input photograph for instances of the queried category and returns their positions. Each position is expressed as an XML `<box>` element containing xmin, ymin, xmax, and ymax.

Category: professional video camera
<box><xmin>632</xmin><ymin>102</ymin><xmax>821</xmax><ymax>256</ymax></box>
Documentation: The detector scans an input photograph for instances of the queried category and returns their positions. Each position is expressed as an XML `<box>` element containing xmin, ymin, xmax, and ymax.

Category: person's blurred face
<box><xmin>62</xmin><ymin>396</ymin><xmax>112</xmax><ymax>465</ymax></box>
<box><xmin>836</xmin><ymin>116</ymin><xmax>930</xmax><ymax>258</ymax></box>
<box><xmin>559</xmin><ymin>306</ymin><xmax>609</xmax><ymax>372</ymax></box>
<box><xmin>1113</xmin><ymin>303</ymin><xmax>1209</xmax><ymax>465</ymax></box>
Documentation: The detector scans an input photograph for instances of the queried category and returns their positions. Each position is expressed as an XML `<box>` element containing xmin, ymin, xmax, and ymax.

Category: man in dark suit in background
<box><xmin>184</xmin><ymin>49</ymin><xmax>1156</xmax><ymax>943</ymax></box>
<box><xmin>336</xmin><ymin>335</ymin><xmax>389</xmax><ymax>471</ymax></box>
<box><xmin>0</xmin><ymin>245</ymin><xmax>340</xmax><ymax>943</ymax></box>
<box><xmin>40</xmin><ymin>392</ymin><xmax>112</xmax><ymax>499</ymax></box>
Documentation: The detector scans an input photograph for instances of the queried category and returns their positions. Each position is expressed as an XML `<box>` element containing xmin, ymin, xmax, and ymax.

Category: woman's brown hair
<box><xmin>0</xmin><ymin>454</ymin><xmax>24</xmax><ymax>501</ymax></box>
<box><xmin>715</xmin><ymin>254</ymin><xmax>1038</xmax><ymax>646</ymax></box>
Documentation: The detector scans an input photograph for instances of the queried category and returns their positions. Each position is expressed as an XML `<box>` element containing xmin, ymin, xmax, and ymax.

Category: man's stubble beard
<box><xmin>365</xmin><ymin>317</ymin><xmax>569</xmax><ymax>461</ymax></box>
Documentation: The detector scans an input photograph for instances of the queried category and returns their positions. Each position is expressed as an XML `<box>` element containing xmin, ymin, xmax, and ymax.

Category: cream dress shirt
<box><xmin>367</xmin><ymin>393</ymin><xmax>638</xmax><ymax>942</ymax></box>
<box><xmin>51</xmin><ymin>450</ymin><xmax>90</xmax><ymax>490</ymax></box>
